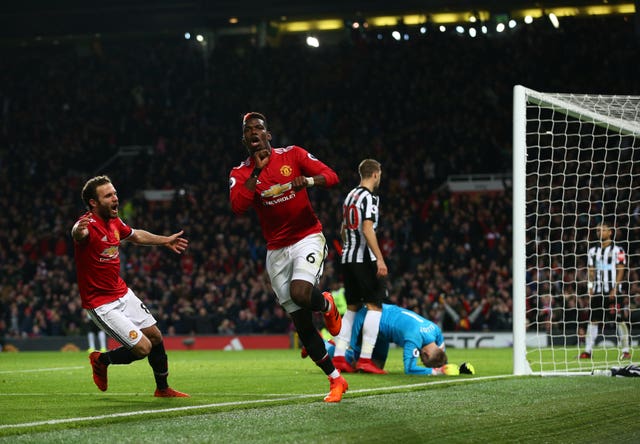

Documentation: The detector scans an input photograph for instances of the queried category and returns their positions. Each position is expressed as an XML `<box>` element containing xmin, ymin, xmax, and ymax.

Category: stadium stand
<box><xmin>0</xmin><ymin>15</ymin><xmax>638</xmax><ymax>342</ymax></box>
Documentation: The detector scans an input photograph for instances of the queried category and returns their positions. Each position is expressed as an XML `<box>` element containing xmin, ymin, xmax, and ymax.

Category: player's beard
<box><xmin>245</xmin><ymin>135</ymin><xmax>270</xmax><ymax>160</ymax></box>
<box><xmin>96</xmin><ymin>202</ymin><xmax>118</xmax><ymax>220</ymax></box>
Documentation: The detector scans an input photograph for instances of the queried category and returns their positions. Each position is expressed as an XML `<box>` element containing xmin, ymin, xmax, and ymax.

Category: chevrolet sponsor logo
<box><xmin>261</xmin><ymin>182</ymin><xmax>292</xmax><ymax>198</ymax></box>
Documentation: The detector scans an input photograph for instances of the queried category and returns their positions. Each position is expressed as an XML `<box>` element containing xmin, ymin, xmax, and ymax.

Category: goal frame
<box><xmin>512</xmin><ymin>85</ymin><xmax>640</xmax><ymax>376</ymax></box>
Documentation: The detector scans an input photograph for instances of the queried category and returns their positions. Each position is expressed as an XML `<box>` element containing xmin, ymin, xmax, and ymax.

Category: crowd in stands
<box><xmin>1</xmin><ymin>15</ymin><xmax>639</xmax><ymax>342</ymax></box>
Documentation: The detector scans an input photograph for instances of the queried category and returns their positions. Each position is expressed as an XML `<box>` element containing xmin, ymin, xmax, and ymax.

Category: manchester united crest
<box><xmin>280</xmin><ymin>165</ymin><xmax>292</xmax><ymax>176</ymax></box>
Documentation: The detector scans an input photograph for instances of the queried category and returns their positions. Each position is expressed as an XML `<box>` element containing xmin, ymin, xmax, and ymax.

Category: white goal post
<box><xmin>513</xmin><ymin>85</ymin><xmax>640</xmax><ymax>376</ymax></box>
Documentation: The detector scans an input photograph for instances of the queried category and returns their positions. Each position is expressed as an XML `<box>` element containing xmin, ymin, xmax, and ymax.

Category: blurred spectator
<box><xmin>0</xmin><ymin>15</ymin><xmax>638</xmax><ymax>340</ymax></box>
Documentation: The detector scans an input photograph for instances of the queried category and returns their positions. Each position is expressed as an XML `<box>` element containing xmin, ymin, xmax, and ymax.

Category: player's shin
<box><xmin>292</xmin><ymin>310</ymin><xmax>335</xmax><ymax>375</ymax></box>
<box><xmin>148</xmin><ymin>341</ymin><xmax>169</xmax><ymax>389</ymax></box>
<box><xmin>104</xmin><ymin>346</ymin><xmax>140</xmax><ymax>365</ymax></box>
<box><xmin>617</xmin><ymin>322</ymin><xmax>630</xmax><ymax>352</ymax></box>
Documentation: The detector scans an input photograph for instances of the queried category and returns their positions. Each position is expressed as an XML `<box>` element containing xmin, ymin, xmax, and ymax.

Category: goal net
<box><xmin>513</xmin><ymin>85</ymin><xmax>640</xmax><ymax>375</ymax></box>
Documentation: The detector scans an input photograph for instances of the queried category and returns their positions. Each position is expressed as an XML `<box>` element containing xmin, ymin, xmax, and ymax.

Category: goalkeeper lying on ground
<box><xmin>307</xmin><ymin>303</ymin><xmax>474</xmax><ymax>376</ymax></box>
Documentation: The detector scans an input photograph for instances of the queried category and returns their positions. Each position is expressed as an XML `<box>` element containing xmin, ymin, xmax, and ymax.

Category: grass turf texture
<box><xmin>1</xmin><ymin>348</ymin><xmax>639</xmax><ymax>443</ymax></box>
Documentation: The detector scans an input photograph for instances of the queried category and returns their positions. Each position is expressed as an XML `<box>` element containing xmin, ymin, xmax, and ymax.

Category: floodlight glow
<box><xmin>456</xmin><ymin>25</ymin><xmax>464</xmax><ymax>34</ymax></box>
<box><xmin>524</xmin><ymin>15</ymin><xmax>533</xmax><ymax>24</ymax></box>
<box><xmin>508</xmin><ymin>19</ymin><xmax>517</xmax><ymax>29</ymax></box>
<box><xmin>420</xmin><ymin>26</ymin><xmax>426</xmax><ymax>34</ymax></box>
<box><xmin>469</xmin><ymin>28</ymin><xmax>477</xmax><ymax>38</ymax></box>
<box><xmin>548</xmin><ymin>13</ymin><xmax>560</xmax><ymax>29</ymax></box>
<box><xmin>391</xmin><ymin>30</ymin><xmax>401</xmax><ymax>40</ymax></box>
<box><xmin>196</xmin><ymin>34</ymin><xmax>204</xmax><ymax>42</ymax></box>
<box><xmin>496</xmin><ymin>23</ymin><xmax>505</xmax><ymax>33</ymax></box>
<box><xmin>481</xmin><ymin>25</ymin><xmax>488</xmax><ymax>34</ymax></box>
<box><xmin>184</xmin><ymin>32</ymin><xmax>191</xmax><ymax>40</ymax></box>
<box><xmin>306</xmin><ymin>36</ymin><xmax>319</xmax><ymax>47</ymax></box>
<box><xmin>403</xmin><ymin>33</ymin><xmax>409</xmax><ymax>41</ymax></box>
<box><xmin>439</xmin><ymin>25</ymin><xmax>446</xmax><ymax>32</ymax></box>
<box><xmin>469</xmin><ymin>16</ymin><xmax>477</xmax><ymax>23</ymax></box>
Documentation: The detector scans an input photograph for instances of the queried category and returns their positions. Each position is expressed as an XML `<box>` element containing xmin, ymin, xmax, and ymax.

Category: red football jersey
<box><xmin>229</xmin><ymin>145</ymin><xmax>339</xmax><ymax>249</ymax></box>
<box><xmin>73</xmin><ymin>212</ymin><xmax>133</xmax><ymax>309</ymax></box>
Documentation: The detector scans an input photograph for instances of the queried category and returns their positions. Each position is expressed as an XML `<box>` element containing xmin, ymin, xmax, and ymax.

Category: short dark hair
<box><xmin>595</xmin><ymin>220</ymin><xmax>615</xmax><ymax>237</ymax></box>
<box><xmin>242</xmin><ymin>112</ymin><xmax>267</xmax><ymax>128</ymax></box>
<box><xmin>81</xmin><ymin>175</ymin><xmax>112</xmax><ymax>209</ymax></box>
<box><xmin>359</xmin><ymin>159</ymin><xmax>381</xmax><ymax>179</ymax></box>
<box><xmin>421</xmin><ymin>347</ymin><xmax>447</xmax><ymax>368</ymax></box>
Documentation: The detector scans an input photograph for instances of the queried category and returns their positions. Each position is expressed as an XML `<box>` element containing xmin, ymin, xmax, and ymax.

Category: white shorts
<box><xmin>266</xmin><ymin>232</ymin><xmax>327</xmax><ymax>313</ymax></box>
<box><xmin>87</xmin><ymin>288</ymin><xmax>156</xmax><ymax>349</ymax></box>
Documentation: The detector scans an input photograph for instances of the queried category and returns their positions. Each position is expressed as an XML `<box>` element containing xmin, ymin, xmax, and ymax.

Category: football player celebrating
<box><xmin>229</xmin><ymin>112</ymin><xmax>347</xmax><ymax>402</ymax></box>
<box><xmin>72</xmin><ymin>175</ymin><xmax>189</xmax><ymax>397</ymax></box>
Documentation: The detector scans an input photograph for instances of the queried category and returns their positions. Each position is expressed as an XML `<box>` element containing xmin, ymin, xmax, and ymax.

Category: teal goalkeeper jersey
<box><xmin>350</xmin><ymin>303</ymin><xmax>445</xmax><ymax>375</ymax></box>
<box><xmin>379</xmin><ymin>304</ymin><xmax>445</xmax><ymax>375</ymax></box>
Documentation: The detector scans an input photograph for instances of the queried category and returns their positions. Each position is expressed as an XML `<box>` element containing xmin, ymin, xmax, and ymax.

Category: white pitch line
<box><xmin>0</xmin><ymin>366</ymin><xmax>84</xmax><ymax>374</ymax></box>
<box><xmin>0</xmin><ymin>374</ymin><xmax>513</xmax><ymax>430</ymax></box>
<box><xmin>0</xmin><ymin>392</ymin><xmax>293</xmax><ymax>397</ymax></box>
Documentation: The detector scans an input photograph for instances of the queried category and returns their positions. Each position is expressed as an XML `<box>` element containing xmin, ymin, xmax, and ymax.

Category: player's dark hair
<box><xmin>81</xmin><ymin>175</ymin><xmax>112</xmax><ymax>209</ymax></box>
<box><xmin>358</xmin><ymin>159</ymin><xmax>381</xmax><ymax>179</ymax></box>
<box><xmin>242</xmin><ymin>112</ymin><xmax>267</xmax><ymax>128</ymax></box>
<box><xmin>595</xmin><ymin>220</ymin><xmax>615</xmax><ymax>238</ymax></box>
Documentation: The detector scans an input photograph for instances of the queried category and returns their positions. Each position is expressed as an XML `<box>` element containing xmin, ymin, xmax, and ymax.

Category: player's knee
<box><xmin>289</xmin><ymin>281</ymin><xmax>312</xmax><ymax>306</ymax></box>
<box><xmin>141</xmin><ymin>325</ymin><xmax>163</xmax><ymax>346</ymax></box>
<box><xmin>131</xmin><ymin>336</ymin><xmax>152</xmax><ymax>358</ymax></box>
<box><xmin>290</xmin><ymin>309</ymin><xmax>314</xmax><ymax>333</ymax></box>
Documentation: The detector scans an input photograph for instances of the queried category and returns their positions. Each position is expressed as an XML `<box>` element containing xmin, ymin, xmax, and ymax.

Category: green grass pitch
<box><xmin>1</xmin><ymin>347</ymin><xmax>639</xmax><ymax>443</ymax></box>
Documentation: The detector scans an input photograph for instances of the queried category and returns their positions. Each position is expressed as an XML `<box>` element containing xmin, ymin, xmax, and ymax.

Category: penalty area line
<box><xmin>0</xmin><ymin>374</ymin><xmax>513</xmax><ymax>430</ymax></box>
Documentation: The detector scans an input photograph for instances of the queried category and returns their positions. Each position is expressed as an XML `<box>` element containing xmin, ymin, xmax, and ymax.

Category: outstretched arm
<box><xmin>127</xmin><ymin>229</ymin><xmax>188</xmax><ymax>254</ymax></box>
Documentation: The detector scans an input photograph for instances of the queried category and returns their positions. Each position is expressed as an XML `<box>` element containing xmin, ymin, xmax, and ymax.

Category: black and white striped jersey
<box><xmin>341</xmin><ymin>186</ymin><xmax>379</xmax><ymax>264</ymax></box>
<box><xmin>587</xmin><ymin>243</ymin><xmax>626</xmax><ymax>293</ymax></box>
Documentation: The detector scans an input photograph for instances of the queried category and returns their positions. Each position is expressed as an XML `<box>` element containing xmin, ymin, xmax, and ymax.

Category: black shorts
<box><xmin>342</xmin><ymin>261</ymin><xmax>386</xmax><ymax>306</ymax></box>
<box><xmin>590</xmin><ymin>293</ymin><xmax>624</xmax><ymax>323</ymax></box>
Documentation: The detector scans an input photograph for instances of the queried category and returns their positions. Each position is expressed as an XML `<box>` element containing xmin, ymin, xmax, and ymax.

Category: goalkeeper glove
<box><xmin>436</xmin><ymin>364</ymin><xmax>460</xmax><ymax>376</ymax></box>
<box><xmin>611</xmin><ymin>364</ymin><xmax>640</xmax><ymax>377</ymax></box>
<box><xmin>459</xmin><ymin>362</ymin><xmax>476</xmax><ymax>375</ymax></box>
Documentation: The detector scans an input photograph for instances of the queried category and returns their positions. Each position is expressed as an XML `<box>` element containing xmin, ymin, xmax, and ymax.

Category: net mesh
<box><xmin>524</xmin><ymin>92</ymin><xmax>640</xmax><ymax>374</ymax></box>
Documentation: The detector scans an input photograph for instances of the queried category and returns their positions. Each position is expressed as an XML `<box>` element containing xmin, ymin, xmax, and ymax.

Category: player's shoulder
<box><xmin>231</xmin><ymin>158</ymin><xmax>252</xmax><ymax>173</ymax></box>
<box><xmin>273</xmin><ymin>145</ymin><xmax>300</xmax><ymax>155</ymax></box>
<box><xmin>383</xmin><ymin>303</ymin><xmax>400</xmax><ymax>314</ymax></box>
<box><xmin>346</xmin><ymin>186</ymin><xmax>371</xmax><ymax>200</ymax></box>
